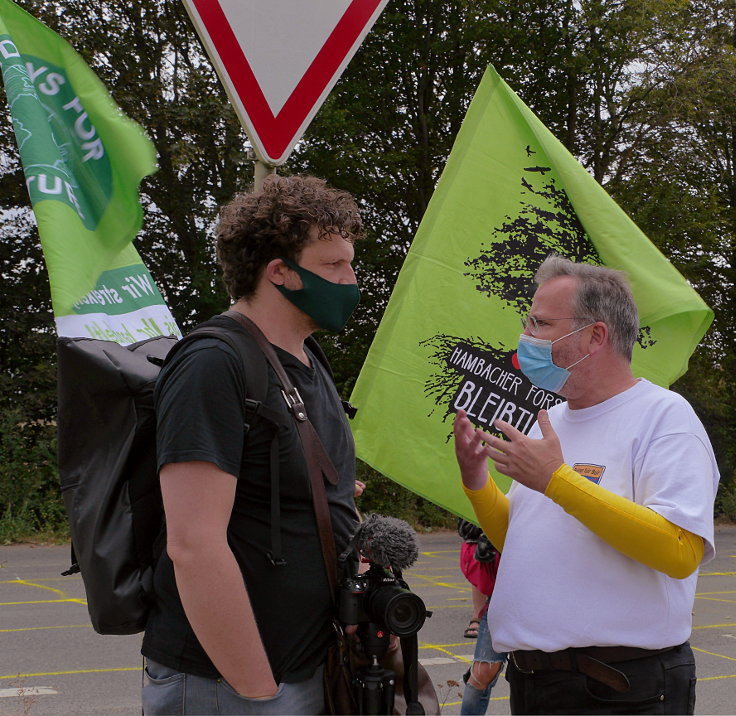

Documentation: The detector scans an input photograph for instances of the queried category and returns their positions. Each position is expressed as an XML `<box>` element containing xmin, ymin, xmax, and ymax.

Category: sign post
<box><xmin>253</xmin><ymin>159</ymin><xmax>276</xmax><ymax>191</ymax></box>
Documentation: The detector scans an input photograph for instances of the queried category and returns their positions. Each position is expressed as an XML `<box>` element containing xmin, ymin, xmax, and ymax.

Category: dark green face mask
<box><xmin>274</xmin><ymin>257</ymin><xmax>360</xmax><ymax>332</ymax></box>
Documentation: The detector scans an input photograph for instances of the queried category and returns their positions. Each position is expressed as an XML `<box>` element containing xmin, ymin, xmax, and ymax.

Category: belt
<box><xmin>510</xmin><ymin>645</ymin><xmax>676</xmax><ymax>694</ymax></box>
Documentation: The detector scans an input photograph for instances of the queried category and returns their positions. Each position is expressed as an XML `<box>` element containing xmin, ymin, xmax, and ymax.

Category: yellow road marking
<box><xmin>0</xmin><ymin>576</ymin><xmax>81</xmax><ymax>584</ymax></box>
<box><xmin>3</xmin><ymin>579</ymin><xmax>67</xmax><ymax>597</ymax></box>
<box><xmin>417</xmin><ymin>643</ymin><xmax>473</xmax><ymax>664</ymax></box>
<box><xmin>0</xmin><ymin>668</ymin><xmax>139</xmax><ymax>681</ymax></box>
<box><xmin>700</xmin><ymin>572</ymin><xmax>736</xmax><ymax>576</ymax></box>
<box><xmin>0</xmin><ymin>599</ymin><xmax>87</xmax><ymax>606</ymax></box>
<box><xmin>439</xmin><ymin>696</ymin><xmax>510</xmax><ymax>707</ymax></box>
<box><xmin>420</xmin><ymin>640</ymin><xmax>483</xmax><ymax>650</ymax></box>
<box><xmin>692</xmin><ymin>622</ymin><xmax>736</xmax><ymax>630</ymax></box>
<box><xmin>0</xmin><ymin>625</ymin><xmax>91</xmax><ymax>633</ymax></box>
<box><xmin>408</xmin><ymin>576</ymin><xmax>474</xmax><ymax>590</ymax></box>
<box><xmin>698</xmin><ymin>673</ymin><xmax>736</xmax><ymax>681</ymax></box>
<box><xmin>692</xmin><ymin>647</ymin><xmax>736</xmax><ymax>663</ymax></box>
<box><xmin>0</xmin><ymin>579</ymin><xmax>86</xmax><ymax>607</ymax></box>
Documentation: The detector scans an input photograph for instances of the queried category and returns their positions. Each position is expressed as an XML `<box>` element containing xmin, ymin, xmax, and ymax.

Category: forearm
<box><xmin>462</xmin><ymin>474</ymin><xmax>509</xmax><ymax>551</ymax></box>
<box><xmin>546</xmin><ymin>464</ymin><xmax>704</xmax><ymax>579</ymax></box>
<box><xmin>171</xmin><ymin>543</ymin><xmax>277</xmax><ymax>696</ymax></box>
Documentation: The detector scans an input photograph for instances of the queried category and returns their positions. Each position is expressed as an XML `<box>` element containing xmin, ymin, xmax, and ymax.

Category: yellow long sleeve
<box><xmin>546</xmin><ymin>464</ymin><xmax>704</xmax><ymax>579</ymax></box>
<box><xmin>462</xmin><ymin>475</ymin><xmax>509</xmax><ymax>552</ymax></box>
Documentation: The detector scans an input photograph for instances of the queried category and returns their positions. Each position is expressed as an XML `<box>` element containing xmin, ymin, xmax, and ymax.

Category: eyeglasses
<box><xmin>521</xmin><ymin>315</ymin><xmax>584</xmax><ymax>336</ymax></box>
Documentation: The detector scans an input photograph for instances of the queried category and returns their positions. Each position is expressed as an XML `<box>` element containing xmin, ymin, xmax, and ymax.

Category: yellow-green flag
<box><xmin>349</xmin><ymin>66</ymin><xmax>713</xmax><ymax>520</ymax></box>
<box><xmin>0</xmin><ymin>0</ymin><xmax>179</xmax><ymax>342</ymax></box>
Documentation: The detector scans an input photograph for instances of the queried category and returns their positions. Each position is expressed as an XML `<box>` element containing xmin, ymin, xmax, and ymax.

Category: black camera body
<box><xmin>338</xmin><ymin>563</ymin><xmax>427</xmax><ymax>638</ymax></box>
<box><xmin>336</xmin><ymin>515</ymin><xmax>431</xmax><ymax>714</ymax></box>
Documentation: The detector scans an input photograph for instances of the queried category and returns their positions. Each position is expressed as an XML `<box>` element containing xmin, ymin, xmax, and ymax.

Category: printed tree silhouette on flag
<box><xmin>420</xmin><ymin>154</ymin><xmax>654</xmax><ymax>430</ymax></box>
<box><xmin>464</xmin><ymin>160</ymin><xmax>601</xmax><ymax>317</ymax></box>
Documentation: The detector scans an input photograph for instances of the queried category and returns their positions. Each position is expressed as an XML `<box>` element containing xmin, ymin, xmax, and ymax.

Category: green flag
<box><xmin>0</xmin><ymin>0</ymin><xmax>179</xmax><ymax>342</ymax></box>
<box><xmin>349</xmin><ymin>65</ymin><xmax>714</xmax><ymax>520</ymax></box>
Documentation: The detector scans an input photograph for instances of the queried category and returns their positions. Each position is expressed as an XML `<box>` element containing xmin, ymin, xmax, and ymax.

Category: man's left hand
<box><xmin>483</xmin><ymin>410</ymin><xmax>564</xmax><ymax>493</ymax></box>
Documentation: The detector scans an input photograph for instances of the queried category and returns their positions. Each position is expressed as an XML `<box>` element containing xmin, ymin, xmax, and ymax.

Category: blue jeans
<box><xmin>461</xmin><ymin>609</ymin><xmax>508</xmax><ymax>716</ymax></box>
<box><xmin>506</xmin><ymin>642</ymin><xmax>696</xmax><ymax>715</ymax></box>
<box><xmin>142</xmin><ymin>659</ymin><xmax>324</xmax><ymax>715</ymax></box>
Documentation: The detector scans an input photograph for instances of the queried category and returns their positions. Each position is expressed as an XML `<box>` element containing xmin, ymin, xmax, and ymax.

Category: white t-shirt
<box><xmin>489</xmin><ymin>379</ymin><xmax>719</xmax><ymax>653</ymax></box>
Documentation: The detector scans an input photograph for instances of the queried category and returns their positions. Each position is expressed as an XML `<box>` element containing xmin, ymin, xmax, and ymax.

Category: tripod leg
<box><xmin>355</xmin><ymin>664</ymin><xmax>396</xmax><ymax>715</ymax></box>
<box><xmin>399</xmin><ymin>634</ymin><xmax>425</xmax><ymax>715</ymax></box>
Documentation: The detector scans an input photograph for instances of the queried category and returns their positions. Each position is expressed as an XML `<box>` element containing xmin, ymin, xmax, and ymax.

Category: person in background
<box><xmin>457</xmin><ymin>524</ymin><xmax>506</xmax><ymax>716</ymax></box>
<box><xmin>457</xmin><ymin>519</ymin><xmax>489</xmax><ymax>639</ymax></box>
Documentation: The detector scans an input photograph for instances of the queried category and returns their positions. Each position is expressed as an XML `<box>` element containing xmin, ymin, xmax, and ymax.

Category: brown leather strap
<box><xmin>512</xmin><ymin>644</ymin><xmax>674</xmax><ymax>669</ymax></box>
<box><xmin>511</xmin><ymin>649</ymin><xmax>629</xmax><ymax>692</ymax></box>
<box><xmin>511</xmin><ymin>644</ymin><xmax>677</xmax><ymax>694</ymax></box>
<box><xmin>223</xmin><ymin>312</ymin><xmax>340</xmax><ymax>488</ymax></box>
<box><xmin>222</xmin><ymin>310</ymin><xmax>340</xmax><ymax>598</ymax></box>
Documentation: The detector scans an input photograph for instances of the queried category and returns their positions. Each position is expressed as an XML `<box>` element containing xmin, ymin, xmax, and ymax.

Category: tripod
<box><xmin>353</xmin><ymin>623</ymin><xmax>396</xmax><ymax>714</ymax></box>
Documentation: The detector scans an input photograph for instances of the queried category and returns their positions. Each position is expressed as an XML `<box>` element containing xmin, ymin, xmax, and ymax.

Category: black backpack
<box><xmin>57</xmin><ymin>313</ymin><xmax>334</xmax><ymax>635</ymax></box>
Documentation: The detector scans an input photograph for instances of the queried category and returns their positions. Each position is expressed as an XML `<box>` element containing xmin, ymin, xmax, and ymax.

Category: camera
<box><xmin>338</xmin><ymin>562</ymin><xmax>427</xmax><ymax>637</ymax></box>
<box><xmin>336</xmin><ymin>514</ymin><xmax>431</xmax><ymax>714</ymax></box>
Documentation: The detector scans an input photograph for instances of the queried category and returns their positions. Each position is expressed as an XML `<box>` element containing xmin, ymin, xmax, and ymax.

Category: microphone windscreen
<box><xmin>354</xmin><ymin>513</ymin><xmax>419</xmax><ymax>571</ymax></box>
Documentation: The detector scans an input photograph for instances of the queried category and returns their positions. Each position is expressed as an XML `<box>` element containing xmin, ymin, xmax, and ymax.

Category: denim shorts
<box><xmin>473</xmin><ymin>609</ymin><xmax>507</xmax><ymax>667</ymax></box>
<box><xmin>461</xmin><ymin>609</ymin><xmax>508</xmax><ymax>716</ymax></box>
<box><xmin>142</xmin><ymin>659</ymin><xmax>324</xmax><ymax>715</ymax></box>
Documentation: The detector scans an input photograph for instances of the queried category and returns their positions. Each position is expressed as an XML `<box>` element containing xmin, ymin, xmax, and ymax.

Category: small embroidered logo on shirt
<box><xmin>572</xmin><ymin>463</ymin><xmax>606</xmax><ymax>484</ymax></box>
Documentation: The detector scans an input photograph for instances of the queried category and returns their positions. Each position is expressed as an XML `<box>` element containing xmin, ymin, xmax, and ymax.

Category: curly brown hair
<box><xmin>216</xmin><ymin>175</ymin><xmax>365</xmax><ymax>300</ymax></box>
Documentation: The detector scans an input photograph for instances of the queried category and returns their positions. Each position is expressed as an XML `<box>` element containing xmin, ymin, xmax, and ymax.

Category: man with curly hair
<box><xmin>141</xmin><ymin>175</ymin><xmax>365</xmax><ymax>715</ymax></box>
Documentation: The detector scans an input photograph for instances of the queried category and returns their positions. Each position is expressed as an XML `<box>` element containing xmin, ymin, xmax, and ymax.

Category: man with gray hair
<box><xmin>454</xmin><ymin>255</ymin><xmax>719</xmax><ymax>714</ymax></box>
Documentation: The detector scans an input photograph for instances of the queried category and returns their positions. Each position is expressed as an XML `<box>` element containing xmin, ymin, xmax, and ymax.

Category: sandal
<box><xmin>464</xmin><ymin>618</ymin><xmax>480</xmax><ymax>638</ymax></box>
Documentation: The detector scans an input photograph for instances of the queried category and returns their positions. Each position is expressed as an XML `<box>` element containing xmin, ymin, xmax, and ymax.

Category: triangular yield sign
<box><xmin>183</xmin><ymin>0</ymin><xmax>389</xmax><ymax>165</ymax></box>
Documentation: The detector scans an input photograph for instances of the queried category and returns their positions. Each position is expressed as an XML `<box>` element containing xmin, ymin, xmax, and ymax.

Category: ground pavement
<box><xmin>1</xmin><ymin>525</ymin><xmax>735</xmax><ymax>715</ymax></box>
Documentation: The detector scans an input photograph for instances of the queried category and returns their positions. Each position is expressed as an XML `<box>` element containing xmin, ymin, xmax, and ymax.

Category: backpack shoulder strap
<box><xmin>164</xmin><ymin>315</ymin><xmax>291</xmax><ymax>566</ymax></box>
<box><xmin>222</xmin><ymin>310</ymin><xmax>343</xmax><ymax>597</ymax></box>
<box><xmin>163</xmin><ymin>319</ymin><xmax>270</xmax><ymax>406</ymax></box>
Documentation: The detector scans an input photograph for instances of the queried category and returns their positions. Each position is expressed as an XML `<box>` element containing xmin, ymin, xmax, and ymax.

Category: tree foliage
<box><xmin>1</xmin><ymin>0</ymin><xmax>735</xmax><ymax>537</ymax></box>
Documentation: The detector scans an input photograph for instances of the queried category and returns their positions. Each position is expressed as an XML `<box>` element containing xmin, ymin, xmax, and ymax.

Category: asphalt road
<box><xmin>1</xmin><ymin>525</ymin><xmax>735</xmax><ymax>715</ymax></box>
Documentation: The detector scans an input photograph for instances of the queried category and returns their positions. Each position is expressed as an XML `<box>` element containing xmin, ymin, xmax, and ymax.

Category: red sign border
<box><xmin>190</xmin><ymin>0</ymin><xmax>385</xmax><ymax>163</ymax></box>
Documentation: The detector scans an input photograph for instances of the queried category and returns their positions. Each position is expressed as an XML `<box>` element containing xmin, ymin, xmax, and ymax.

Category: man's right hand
<box><xmin>453</xmin><ymin>410</ymin><xmax>491</xmax><ymax>491</ymax></box>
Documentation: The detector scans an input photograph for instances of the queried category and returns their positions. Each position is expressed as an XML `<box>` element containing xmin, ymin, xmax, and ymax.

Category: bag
<box><xmin>226</xmin><ymin>314</ymin><xmax>439</xmax><ymax>715</ymax></box>
<box><xmin>324</xmin><ymin>625</ymin><xmax>440</xmax><ymax>715</ymax></box>
<box><xmin>323</xmin><ymin>621</ymin><xmax>358</xmax><ymax>715</ymax></box>
<box><xmin>58</xmin><ymin>333</ymin><xmax>178</xmax><ymax>635</ymax></box>
<box><xmin>459</xmin><ymin>541</ymin><xmax>500</xmax><ymax>597</ymax></box>
<box><xmin>57</xmin><ymin>315</ymin><xmax>332</xmax><ymax>635</ymax></box>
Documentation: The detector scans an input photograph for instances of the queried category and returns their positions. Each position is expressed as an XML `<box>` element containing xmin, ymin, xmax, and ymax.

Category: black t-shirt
<box><xmin>141</xmin><ymin>337</ymin><xmax>358</xmax><ymax>683</ymax></box>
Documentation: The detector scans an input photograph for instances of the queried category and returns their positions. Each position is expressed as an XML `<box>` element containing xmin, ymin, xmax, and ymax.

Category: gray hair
<box><xmin>534</xmin><ymin>255</ymin><xmax>639</xmax><ymax>359</ymax></box>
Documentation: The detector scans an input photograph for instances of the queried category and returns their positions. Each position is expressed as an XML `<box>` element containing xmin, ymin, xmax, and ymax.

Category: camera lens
<box><xmin>366</xmin><ymin>585</ymin><xmax>427</xmax><ymax>637</ymax></box>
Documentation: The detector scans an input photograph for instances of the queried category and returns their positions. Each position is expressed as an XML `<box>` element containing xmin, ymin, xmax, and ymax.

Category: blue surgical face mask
<box><xmin>516</xmin><ymin>324</ymin><xmax>593</xmax><ymax>393</ymax></box>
